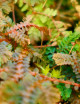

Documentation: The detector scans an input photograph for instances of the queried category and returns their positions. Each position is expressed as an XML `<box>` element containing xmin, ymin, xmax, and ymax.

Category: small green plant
<box><xmin>57</xmin><ymin>83</ymin><xmax>72</xmax><ymax>101</ymax></box>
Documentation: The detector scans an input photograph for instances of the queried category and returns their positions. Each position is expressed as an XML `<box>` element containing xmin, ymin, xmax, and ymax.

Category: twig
<box><xmin>42</xmin><ymin>0</ymin><xmax>47</xmax><ymax>8</ymax></box>
<box><xmin>30</xmin><ymin>71</ymin><xmax>80</xmax><ymax>87</ymax></box>
<box><xmin>1</xmin><ymin>66</ymin><xmax>80</xmax><ymax>87</ymax></box>
<box><xmin>12</xmin><ymin>4</ymin><xmax>16</xmax><ymax>23</ymax></box>
<box><xmin>56</xmin><ymin>0</ymin><xmax>63</xmax><ymax>10</ymax></box>
<box><xmin>34</xmin><ymin>42</ymin><xmax>57</xmax><ymax>48</ymax></box>
<box><xmin>69</xmin><ymin>42</ymin><xmax>75</xmax><ymax>54</ymax></box>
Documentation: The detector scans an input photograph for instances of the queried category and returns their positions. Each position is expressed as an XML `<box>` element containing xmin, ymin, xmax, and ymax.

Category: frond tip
<box><xmin>53</xmin><ymin>53</ymin><xmax>73</xmax><ymax>65</ymax></box>
<box><xmin>53</xmin><ymin>52</ymin><xmax>80</xmax><ymax>82</ymax></box>
<box><xmin>8</xmin><ymin>27</ymin><xmax>30</xmax><ymax>47</ymax></box>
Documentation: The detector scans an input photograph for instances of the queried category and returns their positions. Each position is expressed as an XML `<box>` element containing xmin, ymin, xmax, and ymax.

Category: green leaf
<box><xmin>19</xmin><ymin>0</ymin><xmax>23</xmax><ymax>7</ymax></box>
<box><xmin>39</xmin><ymin>15</ymin><xmax>48</xmax><ymax>23</ymax></box>
<box><xmin>51</xmin><ymin>69</ymin><xmax>65</xmax><ymax>78</ymax></box>
<box><xmin>21</xmin><ymin>4</ymin><xmax>28</xmax><ymax>12</ymax></box>
<box><xmin>33</xmin><ymin>16</ymin><xmax>45</xmax><ymax>26</ymax></box>
<box><xmin>57</xmin><ymin>83</ymin><xmax>72</xmax><ymax>101</ymax></box>
<box><xmin>14</xmin><ymin>0</ymin><xmax>18</xmax><ymax>3</ymax></box>
<box><xmin>34</xmin><ymin>4</ymin><xmax>43</xmax><ymax>12</ymax></box>
<box><xmin>36</xmin><ymin>64</ymin><xmax>50</xmax><ymax>75</ymax></box>
<box><xmin>44</xmin><ymin>8</ymin><xmax>57</xmax><ymax>16</ymax></box>
<box><xmin>42</xmin><ymin>65</ymin><xmax>50</xmax><ymax>75</ymax></box>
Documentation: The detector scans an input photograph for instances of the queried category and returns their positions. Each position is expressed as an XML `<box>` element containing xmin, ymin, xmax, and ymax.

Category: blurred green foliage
<box><xmin>0</xmin><ymin>0</ymin><xmax>80</xmax><ymax>103</ymax></box>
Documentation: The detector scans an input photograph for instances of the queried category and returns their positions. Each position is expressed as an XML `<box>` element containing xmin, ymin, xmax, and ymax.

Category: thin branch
<box><xmin>69</xmin><ymin>42</ymin><xmax>75</xmax><ymax>54</ymax></box>
<box><xmin>34</xmin><ymin>42</ymin><xmax>57</xmax><ymax>48</ymax></box>
<box><xmin>1</xmin><ymin>67</ymin><xmax>80</xmax><ymax>87</ymax></box>
<box><xmin>42</xmin><ymin>0</ymin><xmax>47</xmax><ymax>8</ymax></box>
<box><xmin>30</xmin><ymin>71</ymin><xmax>80</xmax><ymax>87</ymax></box>
<box><xmin>12</xmin><ymin>4</ymin><xmax>16</xmax><ymax>23</ymax></box>
<box><xmin>56</xmin><ymin>0</ymin><xmax>63</xmax><ymax>10</ymax></box>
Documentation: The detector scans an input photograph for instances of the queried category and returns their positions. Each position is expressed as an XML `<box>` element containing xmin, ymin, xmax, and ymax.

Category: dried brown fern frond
<box><xmin>53</xmin><ymin>53</ymin><xmax>73</xmax><ymax>65</ymax></box>
<box><xmin>0</xmin><ymin>48</ymin><xmax>31</xmax><ymax>81</ymax></box>
<box><xmin>39</xmin><ymin>85</ymin><xmax>60</xmax><ymax>104</ymax></box>
<box><xmin>11</xmin><ymin>55</ymin><xmax>30</xmax><ymax>82</ymax></box>
<box><xmin>53</xmin><ymin>52</ymin><xmax>80</xmax><ymax>67</ymax></box>
<box><xmin>6</xmin><ymin>21</ymin><xmax>50</xmax><ymax>36</ymax></box>
<box><xmin>8</xmin><ymin>27</ymin><xmax>30</xmax><ymax>47</ymax></box>
<box><xmin>5</xmin><ymin>19</ymin><xmax>50</xmax><ymax>47</ymax></box>
<box><xmin>22</xmin><ymin>73</ymin><xmax>61</xmax><ymax>104</ymax></box>
<box><xmin>0</xmin><ymin>80</ymin><xmax>22</xmax><ymax>104</ymax></box>
<box><xmin>0</xmin><ymin>42</ymin><xmax>12</xmax><ymax>66</ymax></box>
<box><xmin>72</xmin><ymin>52</ymin><xmax>80</xmax><ymax>82</ymax></box>
<box><xmin>4</xmin><ymin>16</ymin><xmax>32</xmax><ymax>47</ymax></box>
<box><xmin>0</xmin><ymin>73</ymin><xmax>61</xmax><ymax>104</ymax></box>
<box><xmin>0</xmin><ymin>11</ymin><xmax>12</xmax><ymax>32</ymax></box>
<box><xmin>6</xmin><ymin>54</ymin><xmax>30</xmax><ymax>82</ymax></box>
<box><xmin>53</xmin><ymin>52</ymin><xmax>80</xmax><ymax>82</ymax></box>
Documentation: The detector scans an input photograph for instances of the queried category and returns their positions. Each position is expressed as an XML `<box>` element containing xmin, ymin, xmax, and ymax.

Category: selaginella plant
<box><xmin>0</xmin><ymin>0</ymin><xmax>80</xmax><ymax>104</ymax></box>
